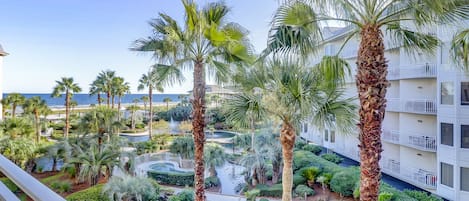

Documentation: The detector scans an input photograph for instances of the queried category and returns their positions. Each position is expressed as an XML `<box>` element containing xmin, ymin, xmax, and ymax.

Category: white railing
<box><xmin>381</xmin><ymin>157</ymin><xmax>400</xmax><ymax>174</ymax></box>
<box><xmin>406</xmin><ymin>135</ymin><xmax>437</xmax><ymax>152</ymax></box>
<box><xmin>387</xmin><ymin>63</ymin><xmax>437</xmax><ymax>80</ymax></box>
<box><xmin>382</xmin><ymin>129</ymin><xmax>400</xmax><ymax>144</ymax></box>
<box><xmin>401</xmin><ymin>166</ymin><xmax>437</xmax><ymax>189</ymax></box>
<box><xmin>0</xmin><ymin>154</ymin><xmax>65</xmax><ymax>201</ymax></box>
<box><xmin>399</xmin><ymin>63</ymin><xmax>437</xmax><ymax>79</ymax></box>
<box><xmin>402</xmin><ymin>99</ymin><xmax>437</xmax><ymax>114</ymax></box>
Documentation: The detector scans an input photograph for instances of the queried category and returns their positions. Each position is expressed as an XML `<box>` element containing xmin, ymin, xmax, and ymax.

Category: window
<box><xmin>324</xmin><ymin>130</ymin><xmax>329</xmax><ymax>142</ymax></box>
<box><xmin>462</xmin><ymin>125</ymin><xmax>469</xmax><ymax>148</ymax></box>
<box><xmin>462</xmin><ymin>82</ymin><xmax>469</xmax><ymax>105</ymax></box>
<box><xmin>461</xmin><ymin>167</ymin><xmax>469</xmax><ymax>191</ymax></box>
<box><xmin>441</xmin><ymin>162</ymin><xmax>454</xmax><ymax>187</ymax></box>
<box><xmin>303</xmin><ymin>123</ymin><xmax>308</xmax><ymax>133</ymax></box>
<box><xmin>440</xmin><ymin>123</ymin><xmax>453</xmax><ymax>146</ymax></box>
<box><xmin>441</xmin><ymin>82</ymin><xmax>454</xmax><ymax>105</ymax></box>
<box><xmin>330</xmin><ymin>131</ymin><xmax>335</xmax><ymax>143</ymax></box>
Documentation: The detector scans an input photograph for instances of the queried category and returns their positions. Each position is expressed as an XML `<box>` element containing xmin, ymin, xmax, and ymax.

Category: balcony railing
<box><xmin>386</xmin><ymin>98</ymin><xmax>437</xmax><ymax>114</ymax></box>
<box><xmin>382</xmin><ymin>129</ymin><xmax>400</xmax><ymax>144</ymax></box>
<box><xmin>406</xmin><ymin>135</ymin><xmax>437</xmax><ymax>152</ymax></box>
<box><xmin>401</xmin><ymin>166</ymin><xmax>437</xmax><ymax>189</ymax></box>
<box><xmin>387</xmin><ymin>63</ymin><xmax>437</xmax><ymax>80</ymax></box>
<box><xmin>381</xmin><ymin>157</ymin><xmax>400</xmax><ymax>174</ymax></box>
<box><xmin>0</xmin><ymin>154</ymin><xmax>65</xmax><ymax>201</ymax></box>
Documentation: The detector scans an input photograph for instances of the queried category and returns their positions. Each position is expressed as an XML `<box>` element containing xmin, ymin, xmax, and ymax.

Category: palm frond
<box><xmin>451</xmin><ymin>29</ymin><xmax>469</xmax><ymax>70</ymax></box>
<box><xmin>224</xmin><ymin>93</ymin><xmax>266</xmax><ymax>129</ymax></box>
<box><xmin>386</xmin><ymin>23</ymin><xmax>439</xmax><ymax>55</ymax></box>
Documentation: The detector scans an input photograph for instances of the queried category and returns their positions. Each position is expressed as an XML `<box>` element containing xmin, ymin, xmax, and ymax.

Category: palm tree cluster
<box><xmin>52</xmin><ymin>77</ymin><xmax>82</xmax><ymax>138</ymax></box>
<box><xmin>90</xmin><ymin>70</ymin><xmax>130</xmax><ymax>109</ymax></box>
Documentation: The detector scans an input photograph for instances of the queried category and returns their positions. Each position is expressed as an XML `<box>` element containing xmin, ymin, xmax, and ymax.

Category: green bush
<box><xmin>404</xmin><ymin>190</ymin><xmax>443</xmax><ymax>201</ymax></box>
<box><xmin>147</xmin><ymin>171</ymin><xmax>194</xmax><ymax>186</ymax></box>
<box><xmin>301</xmin><ymin>167</ymin><xmax>320</xmax><ymax>182</ymax></box>
<box><xmin>302</xmin><ymin>144</ymin><xmax>322</xmax><ymax>155</ymax></box>
<box><xmin>168</xmin><ymin>189</ymin><xmax>194</xmax><ymax>201</ymax></box>
<box><xmin>135</xmin><ymin>123</ymin><xmax>146</xmax><ymax>129</ymax></box>
<box><xmin>245</xmin><ymin>189</ymin><xmax>260</xmax><ymax>201</ymax></box>
<box><xmin>293</xmin><ymin>151</ymin><xmax>341</xmax><ymax>174</ymax></box>
<box><xmin>295</xmin><ymin>138</ymin><xmax>307</xmax><ymax>150</ymax></box>
<box><xmin>66</xmin><ymin>184</ymin><xmax>109</xmax><ymax>201</ymax></box>
<box><xmin>379</xmin><ymin>183</ymin><xmax>416</xmax><ymax>201</ymax></box>
<box><xmin>256</xmin><ymin>184</ymin><xmax>283</xmax><ymax>197</ymax></box>
<box><xmin>378</xmin><ymin>192</ymin><xmax>394</xmax><ymax>201</ymax></box>
<box><xmin>204</xmin><ymin>176</ymin><xmax>220</xmax><ymax>188</ymax></box>
<box><xmin>51</xmin><ymin>181</ymin><xmax>72</xmax><ymax>193</ymax></box>
<box><xmin>259</xmin><ymin>198</ymin><xmax>270</xmax><ymax>201</ymax></box>
<box><xmin>316</xmin><ymin>173</ymin><xmax>333</xmax><ymax>188</ymax></box>
<box><xmin>321</xmin><ymin>153</ymin><xmax>343</xmax><ymax>164</ymax></box>
<box><xmin>330</xmin><ymin>169</ymin><xmax>359</xmax><ymax>197</ymax></box>
<box><xmin>0</xmin><ymin>178</ymin><xmax>18</xmax><ymax>192</ymax></box>
<box><xmin>294</xmin><ymin>184</ymin><xmax>315</xmax><ymax>197</ymax></box>
<box><xmin>293</xmin><ymin>174</ymin><xmax>306</xmax><ymax>187</ymax></box>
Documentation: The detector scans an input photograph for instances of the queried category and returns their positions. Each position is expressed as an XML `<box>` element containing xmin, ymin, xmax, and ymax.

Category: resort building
<box><xmin>300</xmin><ymin>23</ymin><xmax>469</xmax><ymax>200</ymax></box>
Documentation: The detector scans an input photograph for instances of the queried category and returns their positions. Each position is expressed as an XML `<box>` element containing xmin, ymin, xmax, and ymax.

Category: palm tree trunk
<box><xmin>131</xmin><ymin>111</ymin><xmax>135</xmax><ymax>130</ymax></box>
<box><xmin>209</xmin><ymin>165</ymin><xmax>217</xmax><ymax>177</ymax></box>
<box><xmin>192</xmin><ymin>60</ymin><xmax>206</xmax><ymax>201</ymax></box>
<box><xmin>65</xmin><ymin>91</ymin><xmax>70</xmax><ymax>138</ymax></box>
<box><xmin>97</xmin><ymin>94</ymin><xmax>102</xmax><ymax>106</ymax></box>
<box><xmin>250</xmin><ymin>118</ymin><xmax>255</xmax><ymax>152</ymax></box>
<box><xmin>35</xmin><ymin>111</ymin><xmax>40</xmax><ymax>143</ymax></box>
<box><xmin>280</xmin><ymin>120</ymin><xmax>295</xmax><ymax>201</ymax></box>
<box><xmin>118</xmin><ymin>96</ymin><xmax>122</xmax><ymax>121</ymax></box>
<box><xmin>12</xmin><ymin>104</ymin><xmax>16</xmax><ymax>118</ymax></box>
<box><xmin>111</xmin><ymin>95</ymin><xmax>115</xmax><ymax>109</ymax></box>
<box><xmin>106</xmin><ymin>91</ymin><xmax>111</xmax><ymax>108</ymax></box>
<box><xmin>272</xmin><ymin>160</ymin><xmax>281</xmax><ymax>184</ymax></box>
<box><xmin>52</xmin><ymin>157</ymin><xmax>57</xmax><ymax>172</ymax></box>
<box><xmin>149</xmin><ymin>88</ymin><xmax>153</xmax><ymax>139</ymax></box>
<box><xmin>356</xmin><ymin>25</ymin><xmax>387</xmax><ymax>201</ymax></box>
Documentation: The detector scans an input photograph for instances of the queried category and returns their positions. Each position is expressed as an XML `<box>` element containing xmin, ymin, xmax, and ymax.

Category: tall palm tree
<box><xmin>113</xmin><ymin>76</ymin><xmax>131</xmax><ymax>117</ymax></box>
<box><xmin>140</xmin><ymin>95</ymin><xmax>149</xmax><ymax>112</ymax></box>
<box><xmin>138</xmin><ymin>69</ymin><xmax>164</xmax><ymax>139</ymax></box>
<box><xmin>267</xmin><ymin>1</ymin><xmax>469</xmax><ymax>200</ymax></box>
<box><xmin>226</xmin><ymin>58</ymin><xmax>356</xmax><ymax>201</ymax></box>
<box><xmin>204</xmin><ymin>143</ymin><xmax>226</xmax><ymax>177</ymax></box>
<box><xmin>23</xmin><ymin>96</ymin><xmax>51</xmax><ymax>143</ymax></box>
<box><xmin>6</xmin><ymin>93</ymin><xmax>25</xmax><ymax>118</ymax></box>
<box><xmin>79</xmin><ymin>106</ymin><xmax>120</xmax><ymax>146</ymax></box>
<box><xmin>126</xmin><ymin>105</ymin><xmax>140</xmax><ymax>130</ymax></box>
<box><xmin>132</xmin><ymin>1</ymin><xmax>253</xmax><ymax>199</ymax></box>
<box><xmin>52</xmin><ymin>77</ymin><xmax>82</xmax><ymax>138</ymax></box>
<box><xmin>163</xmin><ymin>97</ymin><xmax>172</xmax><ymax>112</ymax></box>
<box><xmin>93</xmin><ymin>70</ymin><xmax>116</xmax><ymax>108</ymax></box>
<box><xmin>90</xmin><ymin>80</ymin><xmax>105</xmax><ymax>106</ymax></box>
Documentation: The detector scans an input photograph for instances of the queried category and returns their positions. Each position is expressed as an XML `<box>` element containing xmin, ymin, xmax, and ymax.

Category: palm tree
<box><xmin>93</xmin><ymin>70</ymin><xmax>116</xmax><ymax>108</ymax></box>
<box><xmin>6</xmin><ymin>93</ymin><xmax>25</xmax><ymax>118</ymax></box>
<box><xmin>138</xmin><ymin>69</ymin><xmax>164</xmax><ymax>139</ymax></box>
<box><xmin>267</xmin><ymin>1</ymin><xmax>469</xmax><ymax>200</ymax></box>
<box><xmin>70</xmin><ymin>142</ymin><xmax>120</xmax><ymax>186</ymax></box>
<box><xmin>90</xmin><ymin>79</ymin><xmax>105</xmax><ymax>106</ymax></box>
<box><xmin>126</xmin><ymin>105</ymin><xmax>140</xmax><ymax>130</ymax></box>
<box><xmin>226</xmin><ymin>58</ymin><xmax>356</xmax><ymax>201</ymax></box>
<box><xmin>52</xmin><ymin>77</ymin><xmax>82</xmax><ymax>138</ymax></box>
<box><xmin>451</xmin><ymin>29</ymin><xmax>469</xmax><ymax>69</ymax></box>
<box><xmin>23</xmin><ymin>96</ymin><xmax>51</xmax><ymax>143</ymax></box>
<box><xmin>1</xmin><ymin>98</ymin><xmax>11</xmax><ymax>118</ymax></box>
<box><xmin>140</xmin><ymin>95</ymin><xmax>149</xmax><ymax>112</ymax></box>
<box><xmin>169</xmin><ymin>136</ymin><xmax>194</xmax><ymax>159</ymax></box>
<box><xmin>204</xmin><ymin>143</ymin><xmax>226</xmax><ymax>177</ymax></box>
<box><xmin>132</xmin><ymin>1</ymin><xmax>253</xmax><ymax>199</ymax></box>
<box><xmin>113</xmin><ymin>76</ymin><xmax>131</xmax><ymax>118</ymax></box>
<box><xmin>79</xmin><ymin>106</ymin><xmax>121</xmax><ymax>146</ymax></box>
<box><xmin>163</xmin><ymin>97</ymin><xmax>172</xmax><ymax>112</ymax></box>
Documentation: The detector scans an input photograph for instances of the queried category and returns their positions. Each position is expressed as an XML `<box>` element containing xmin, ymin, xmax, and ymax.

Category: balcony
<box><xmin>381</xmin><ymin>157</ymin><xmax>400</xmax><ymax>174</ymax></box>
<box><xmin>0</xmin><ymin>154</ymin><xmax>65</xmax><ymax>201</ymax></box>
<box><xmin>405</xmin><ymin>135</ymin><xmax>437</xmax><ymax>152</ymax></box>
<box><xmin>401</xmin><ymin>166</ymin><xmax>437</xmax><ymax>189</ymax></box>
<box><xmin>382</xmin><ymin>129</ymin><xmax>400</xmax><ymax>144</ymax></box>
<box><xmin>386</xmin><ymin>98</ymin><xmax>437</xmax><ymax>115</ymax></box>
<box><xmin>387</xmin><ymin>63</ymin><xmax>437</xmax><ymax>80</ymax></box>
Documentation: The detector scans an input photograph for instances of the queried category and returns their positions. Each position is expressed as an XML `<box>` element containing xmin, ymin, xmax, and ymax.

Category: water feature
<box><xmin>169</xmin><ymin>117</ymin><xmax>179</xmax><ymax>134</ymax></box>
<box><xmin>149</xmin><ymin>162</ymin><xmax>190</xmax><ymax>173</ymax></box>
<box><xmin>35</xmin><ymin>157</ymin><xmax>64</xmax><ymax>172</ymax></box>
<box><xmin>215</xmin><ymin>162</ymin><xmax>245</xmax><ymax>195</ymax></box>
<box><xmin>205</xmin><ymin>131</ymin><xmax>236</xmax><ymax>139</ymax></box>
<box><xmin>120</xmin><ymin>135</ymin><xmax>150</xmax><ymax>142</ymax></box>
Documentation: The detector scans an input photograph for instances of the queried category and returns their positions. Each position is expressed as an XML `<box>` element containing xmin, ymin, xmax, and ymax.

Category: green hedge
<box><xmin>66</xmin><ymin>184</ymin><xmax>109</xmax><ymax>201</ymax></box>
<box><xmin>147</xmin><ymin>171</ymin><xmax>194</xmax><ymax>186</ymax></box>
<box><xmin>330</xmin><ymin>168</ymin><xmax>359</xmax><ymax>197</ymax></box>
<box><xmin>294</xmin><ymin>184</ymin><xmax>315</xmax><ymax>197</ymax></box>
<box><xmin>293</xmin><ymin>151</ymin><xmax>342</xmax><ymax>174</ymax></box>
<box><xmin>302</xmin><ymin>144</ymin><xmax>322</xmax><ymax>155</ymax></box>
<box><xmin>404</xmin><ymin>190</ymin><xmax>442</xmax><ymax>201</ymax></box>
<box><xmin>204</xmin><ymin>176</ymin><xmax>220</xmax><ymax>188</ymax></box>
<box><xmin>321</xmin><ymin>153</ymin><xmax>343</xmax><ymax>164</ymax></box>
<box><xmin>256</xmin><ymin>183</ymin><xmax>283</xmax><ymax>197</ymax></box>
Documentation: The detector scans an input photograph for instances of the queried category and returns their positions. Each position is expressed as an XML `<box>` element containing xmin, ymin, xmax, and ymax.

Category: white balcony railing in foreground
<box><xmin>401</xmin><ymin>166</ymin><xmax>437</xmax><ymax>189</ymax></box>
<box><xmin>0</xmin><ymin>154</ymin><xmax>65</xmax><ymax>201</ymax></box>
<box><xmin>382</xmin><ymin>129</ymin><xmax>400</xmax><ymax>144</ymax></box>
<box><xmin>406</xmin><ymin>135</ymin><xmax>437</xmax><ymax>152</ymax></box>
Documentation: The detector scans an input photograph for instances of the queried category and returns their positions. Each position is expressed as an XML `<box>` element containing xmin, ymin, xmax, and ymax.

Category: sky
<box><xmin>0</xmin><ymin>0</ymin><xmax>279</xmax><ymax>94</ymax></box>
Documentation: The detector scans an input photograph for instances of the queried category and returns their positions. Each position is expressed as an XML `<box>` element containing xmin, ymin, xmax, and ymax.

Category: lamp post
<box><xmin>0</xmin><ymin>44</ymin><xmax>8</xmax><ymax>120</ymax></box>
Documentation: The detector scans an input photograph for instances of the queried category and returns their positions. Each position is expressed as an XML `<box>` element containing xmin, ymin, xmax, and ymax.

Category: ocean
<box><xmin>2</xmin><ymin>93</ymin><xmax>183</xmax><ymax>107</ymax></box>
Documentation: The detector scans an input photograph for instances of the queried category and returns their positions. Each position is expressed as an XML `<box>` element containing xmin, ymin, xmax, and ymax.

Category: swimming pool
<box><xmin>149</xmin><ymin>162</ymin><xmax>192</xmax><ymax>173</ymax></box>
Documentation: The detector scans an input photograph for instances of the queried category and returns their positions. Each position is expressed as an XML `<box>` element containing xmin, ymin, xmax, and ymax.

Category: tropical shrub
<box><xmin>302</xmin><ymin>144</ymin><xmax>322</xmax><ymax>155</ymax></box>
<box><xmin>300</xmin><ymin>167</ymin><xmax>320</xmax><ymax>185</ymax></box>
<box><xmin>293</xmin><ymin>173</ymin><xmax>306</xmax><ymax>187</ymax></box>
<box><xmin>294</xmin><ymin>184</ymin><xmax>315</xmax><ymax>197</ymax></box>
<box><xmin>378</xmin><ymin>192</ymin><xmax>393</xmax><ymax>201</ymax></box>
<box><xmin>66</xmin><ymin>184</ymin><xmax>109</xmax><ymax>201</ymax></box>
<box><xmin>245</xmin><ymin>189</ymin><xmax>260</xmax><ymax>201</ymax></box>
<box><xmin>204</xmin><ymin>176</ymin><xmax>220</xmax><ymax>188</ymax></box>
<box><xmin>256</xmin><ymin>183</ymin><xmax>283</xmax><ymax>197</ymax></box>
<box><xmin>330</xmin><ymin>169</ymin><xmax>359</xmax><ymax>197</ymax></box>
<box><xmin>103</xmin><ymin>175</ymin><xmax>160</xmax><ymax>201</ymax></box>
<box><xmin>51</xmin><ymin>181</ymin><xmax>72</xmax><ymax>193</ymax></box>
<box><xmin>169</xmin><ymin>136</ymin><xmax>194</xmax><ymax>159</ymax></box>
<box><xmin>293</xmin><ymin>151</ymin><xmax>341</xmax><ymax>174</ymax></box>
<box><xmin>404</xmin><ymin>190</ymin><xmax>443</xmax><ymax>201</ymax></box>
<box><xmin>168</xmin><ymin>189</ymin><xmax>194</xmax><ymax>201</ymax></box>
<box><xmin>294</xmin><ymin>138</ymin><xmax>307</xmax><ymax>150</ymax></box>
<box><xmin>316</xmin><ymin>173</ymin><xmax>333</xmax><ymax>189</ymax></box>
<box><xmin>147</xmin><ymin>171</ymin><xmax>194</xmax><ymax>186</ymax></box>
<box><xmin>321</xmin><ymin>153</ymin><xmax>343</xmax><ymax>164</ymax></box>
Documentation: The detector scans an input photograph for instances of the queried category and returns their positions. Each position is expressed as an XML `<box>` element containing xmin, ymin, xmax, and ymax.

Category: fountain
<box><xmin>169</xmin><ymin>117</ymin><xmax>178</xmax><ymax>134</ymax></box>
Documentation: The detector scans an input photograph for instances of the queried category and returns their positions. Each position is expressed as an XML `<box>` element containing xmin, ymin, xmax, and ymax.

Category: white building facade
<box><xmin>300</xmin><ymin>23</ymin><xmax>469</xmax><ymax>200</ymax></box>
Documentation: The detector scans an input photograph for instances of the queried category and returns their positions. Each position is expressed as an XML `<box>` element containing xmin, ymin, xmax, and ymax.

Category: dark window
<box><xmin>324</xmin><ymin>130</ymin><xmax>328</xmax><ymax>142</ymax></box>
<box><xmin>440</xmin><ymin>123</ymin><xmax>453</xmax><ymax>146</ymax></box>
<box><xmin>462</xmin><ymin>82</ymin><xmax>469</xmax><ymax>105</ymax></box>
<box><xmin>330</xmin><ymin>131</ymin><xmax>335</xmax><ymax>143</ymax></box>
<box><xmin>462</xmin><ymin>125</ymin><xmax>469</xmax><ymax>148</ymax></box>
<box><xmin>441</xmin><ymin>162</ymin><xmax>454</xmax><ymax>187</ymax></box>
<box><xmin>461</xmin><ymin>167</ymin><xmax>469</xmax><ymax>191</ymax></box>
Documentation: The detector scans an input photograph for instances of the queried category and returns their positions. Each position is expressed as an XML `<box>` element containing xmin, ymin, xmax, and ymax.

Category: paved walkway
<box><xmin>167</xmin><ymin>186</ymin><xmax>281</xmax><ymax>201</ymax></box>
